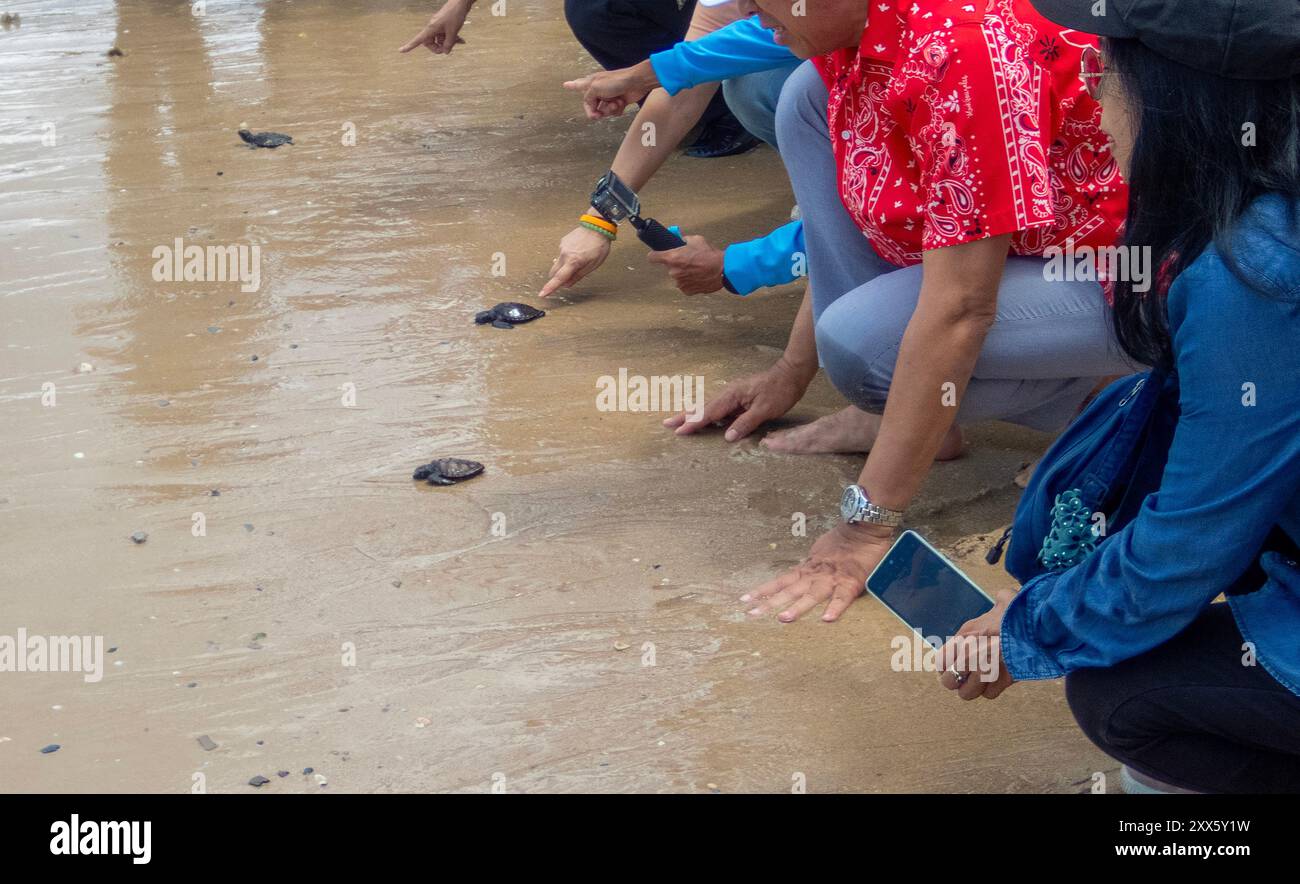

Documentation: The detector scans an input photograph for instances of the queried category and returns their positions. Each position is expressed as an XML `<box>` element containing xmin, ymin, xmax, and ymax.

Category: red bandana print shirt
<box><xmin>813</xmin><ymin>0</ymin><xmax>1127</xmax><ymax>267</ymax></box>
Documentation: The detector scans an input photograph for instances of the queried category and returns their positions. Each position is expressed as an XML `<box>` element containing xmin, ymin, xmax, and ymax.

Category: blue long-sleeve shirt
<box><xmin>1001</xmin><ymin>194</ymin><xmax>1300</xmax><ymax>697</ymax></box>
<box><xmin>650</xmin><ymin>17</ymin><xmax>803</xmax><ymax>295</ymax></box>
<box><xmin>723</xmin><ymin>220</ymin><xmax>804</xmax><ymax>295</ymax></box>
<box><xmin>649</xmin><ymin>16</ymin><xmax>796</xmax><ymax>97</ymax></box>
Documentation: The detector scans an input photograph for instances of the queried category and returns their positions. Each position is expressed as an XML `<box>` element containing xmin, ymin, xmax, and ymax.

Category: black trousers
<box><xmin>1065</xmin><ymin>602</ymin><xmax>1300</xmax><ymax>793</ymax></box>
<box><xmin>564</xmin><ymin>0</ymin><xmax>731</xmax><ymax>128</ymax></box>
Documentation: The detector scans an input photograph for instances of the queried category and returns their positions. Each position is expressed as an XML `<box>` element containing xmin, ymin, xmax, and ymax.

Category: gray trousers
<box><xmin>775</xmin><ymin>61</ymin><xmax>1135</xmax><ymax>433</ymax></box>
<box><xmin>723</xmin><ymin>60</ymin><xmax>801</xmax><ymax>147</ymax></box>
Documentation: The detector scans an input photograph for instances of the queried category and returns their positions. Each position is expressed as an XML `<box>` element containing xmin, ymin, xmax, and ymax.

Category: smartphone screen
<box><xmin>866</xmin><ymin>530</ymin><xmax>994</xmax><ymax>650</ymax></box>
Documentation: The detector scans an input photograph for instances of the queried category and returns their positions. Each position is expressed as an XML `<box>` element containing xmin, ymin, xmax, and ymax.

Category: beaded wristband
<box><xmin>580</xmin><ymin>220</ymin><xmax>616</xmax><ymax>240</ymax></box>
<box><xmin>579</xmin><ymin>213</ymin><xmax>618</xmax><ymax>235</ymax></box>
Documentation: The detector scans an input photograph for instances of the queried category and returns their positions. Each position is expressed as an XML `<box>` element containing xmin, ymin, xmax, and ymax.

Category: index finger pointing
<box><xmin>539</xmin><ymin>260</ymin><xmax>578</xmax><ymax>298</ymax></box>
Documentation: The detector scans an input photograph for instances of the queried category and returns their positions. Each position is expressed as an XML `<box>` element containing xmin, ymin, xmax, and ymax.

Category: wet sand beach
<box><xmin>1</xmin><ymin>0</ymin><xmax>1115</xmax><ymax>792</ymax></box>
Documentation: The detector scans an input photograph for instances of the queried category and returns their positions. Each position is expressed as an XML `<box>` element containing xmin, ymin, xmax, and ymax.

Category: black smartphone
<box><xmin>865</xmin><ymin>530</ymin><xmax>994</xmax><ymax>649</ymax></box>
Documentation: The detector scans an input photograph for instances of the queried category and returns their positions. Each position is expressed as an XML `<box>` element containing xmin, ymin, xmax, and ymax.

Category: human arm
<box><xmin>539</xmin><ymin>82</ymin><xmax>722</xmax><ymax>297</ymax></box>
<box><xmin>398</xmin><ymin>0</ymin><xmax>474</xmax><ymax>54</ymax></box>
<box><xmin>664</xmin><ymin>284</ymin><xmax>818</xmax><ymax>438</ymax></box>
<box><xmin>1000</xmin><ymin>255</ymin><xmax>1300</xmax><ymax>679</ymax></box>
<box><xmin>563</xmin><ymin>17</ymin><xmax>793</xmax><ymax>119</ymax></box>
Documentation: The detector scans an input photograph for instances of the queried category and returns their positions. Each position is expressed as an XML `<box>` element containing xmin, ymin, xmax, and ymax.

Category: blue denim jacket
<box><xmin>1001</xmin><ymin>194</ymin><xmax>1300</xmax><ymax>696</ymax></box>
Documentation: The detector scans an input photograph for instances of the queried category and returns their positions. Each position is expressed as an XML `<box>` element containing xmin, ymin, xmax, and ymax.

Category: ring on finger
<box><xmin>946</xmin><ymin>665</ymin><xmax>967</xmax><ymax>686</ymax></box>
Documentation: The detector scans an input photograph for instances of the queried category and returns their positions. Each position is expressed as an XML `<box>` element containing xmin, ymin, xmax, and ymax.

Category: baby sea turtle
<box><xmin>412</xmin><ymin>458</ymin><xmax>485</xmax><ymax>486</ymax></box>
<box><xmin>238</xmin><ymin>129</ymin><xmax>294</xmax><ymax>149</ymax></box>
<box><xmin>474</xmin><ymin>302</ymin><xmax>545</xmax><ymax>330</ymax></box>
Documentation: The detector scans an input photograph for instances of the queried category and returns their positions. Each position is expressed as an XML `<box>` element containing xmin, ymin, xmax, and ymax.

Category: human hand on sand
<box><xmin>399</xmin><ymin>0</ymin><xmax>472</xmax><ymax>55</ymax></box>
<box><xmin>564</xmin><ymin>61</ymin><xmax>661</xmax><ymax>120</ymax></box>
<box><xmin>539</xmin><ymin>225</ymin><xmax>612</xmax><ymax>297</ymax></box>
<box><xmin>743</xmin><ymin>524</ymin><xmax>895</xmax><ymax>622</ymax></box>
<box><xmin>664</xmin><ymin>358</ymin><xmax>812</xmax><ymax>441</ymax></box>
<box><xmin>938</xmin><ymin>590</ymin><xmax>1016</xmax><ymax>700</ymax></box>
<box><xmin>648</xmin><ymin>235</ymin><xmax>726</xmax><ymax>295</ymax></box>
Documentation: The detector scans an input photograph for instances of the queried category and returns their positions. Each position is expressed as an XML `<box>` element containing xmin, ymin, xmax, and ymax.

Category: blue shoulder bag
<box><xmin>989</xmin><ymin>371</ymin><xmax>1180</xmax><ymax>583</ymax></box>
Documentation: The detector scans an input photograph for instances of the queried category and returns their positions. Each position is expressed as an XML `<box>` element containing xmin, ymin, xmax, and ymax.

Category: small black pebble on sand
<box><xmin>289</xmin><ymin>343</ymin><xmax>299</xmax><ymax>349</ymax></box>
<box><xmin>250</xmin><ymin>354</ymin><xmax>258</xmax><ymax>362</ymax></box>
<box><xmin>302</xmin><ymin>767</ymin><xmax>314</xmax><ymax>775</ymax></box>
<box><xmin>256</xmin><ymin>740</ymin><xmax>264</xmax><ymax>746</ymax></box>
<box><xmin>197</xmin><ymin>735</ymin><xmax>217</xmax><ymax>751</ymax></box>
<box><xmin>107</xmin><ymin>646</ymin><xmax>117</xmax><ymax>653</ymax></box>
<box><xmin>40</xmin><ymin>744</ymin><xmax>60</xmax><ymax>754</ymax></box>
<box><xmin>106</xmin><ymin>47</ymin><xmax>123</xmax><ymax>57</ymax></box>
<box><xmin>210</xmin><ymin>489</ymin><xmax>220</xmax><ymax>496</ymax></box>
<box><xmin>216</xmin><ymin>171</ymin><xmax>223</xmax><ymax>176</ymax></box>
<box><xmin>186</xmin><ymin>681</ymin><xmax>197</xmax><ymax>688</ymax></box>
<box><xmin>277</xmin><ymin>770</ymin><xmax>289</xmax><ymax>778</ymax></box>
<box><xmin>243</xmin><ymin>523</ymin><xmax>254</xmax><ymax>532</ymax></box>
<box><xmin>391</xmin><ymin>579</ymin><xmax>402</xmax><ymax>588</ymax></box>
<box><xmin>130</xmin><ymin>531</ymin><xmax>147</xmax><ymax>544</ymax></box>
<box><xmin>248</xmin><ymin>775</ymin><xmax>270</xmax><ymax>787</ymax></box>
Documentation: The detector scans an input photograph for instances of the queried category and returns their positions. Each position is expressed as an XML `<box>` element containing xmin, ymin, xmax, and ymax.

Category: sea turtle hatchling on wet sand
<box><xmin>238</xmin><ymin>129</ymin><xmax>294</xmax><ymax>149</ymax></box>
<box><xmin>412</xmin><ymin>458</ymin><xmax>485</xmax><ymax>486</ymax></box>
<box><xmin>474</xmin><ymin>302</ymin><xmax>545</xmax><ymax>330</ymax></box>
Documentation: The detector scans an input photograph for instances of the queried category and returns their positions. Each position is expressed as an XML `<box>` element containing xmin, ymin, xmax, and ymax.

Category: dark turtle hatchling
<box><xmin>474</xmin><ymin>302</ymin><xmax>545</xmax><ymax>330</ymax></box>
<box><xmin>238</xmin><ymin>129</ymin><xmax>294</xmax><ymax>149</ymax></box>
<box><xmin>412</xmin><ymin>458</ymin><xmax>485</xmax><ymax>486</ymax></box>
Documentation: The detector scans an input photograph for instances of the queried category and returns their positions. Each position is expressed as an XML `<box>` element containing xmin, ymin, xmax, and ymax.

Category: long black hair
<box><xmin>1104</xmin><ymin>37</ymin><xmax>1300</xmax><ymax>372</ymax></box>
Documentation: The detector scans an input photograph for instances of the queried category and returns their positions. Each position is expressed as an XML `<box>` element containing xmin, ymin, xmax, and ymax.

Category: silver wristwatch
<box><xmin>840</xmin><ymin>485</ymin><xmax>905</xmax><ymax>528</ymax></box>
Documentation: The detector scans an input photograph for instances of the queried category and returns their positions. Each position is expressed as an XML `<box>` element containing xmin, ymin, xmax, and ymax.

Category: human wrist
<box><xmin>577</xmin><ymin>223</ymin><xmax>612</xmax><ymax>244</ymax></box>
<box><xmin>579</xmin><ymin>209</ymin><xmax>617</xmax><ymax>241</ymax></box>
<box><xmin>836</xmin><ymin>519</ymin><xmax>896</xmax><ymax>544</ymax></box>
<box><xmin>588</xmin><ymin>205</ymin><xmax>616</xmax><ymax>224</ymax></box>
<box><xmin>629</xmin><ymin>59</ymin><xmax>661</xmax><ymax>94</ymax></box>
<box><xmin>774</xmin><ymin>352</ymin><xmax>817</xmax><ymax>387</ymax></box>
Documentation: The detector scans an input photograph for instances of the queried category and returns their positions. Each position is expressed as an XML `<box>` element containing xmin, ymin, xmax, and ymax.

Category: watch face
<box><xmin>840</xmin><ymin>485</ymin><xmax>861</xmax><ymax>521</ymax></box>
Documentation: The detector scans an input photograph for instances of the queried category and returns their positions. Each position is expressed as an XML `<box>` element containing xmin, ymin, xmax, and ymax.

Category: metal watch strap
<box><xmin>857</xmin><ymin>500</ymin><xmax>904</xmax><ymax>528</ymax></box>
<box><xmin>845</xmin><ymin>485</ymin><xmax>905</xmax><ymax>528</ymax></box>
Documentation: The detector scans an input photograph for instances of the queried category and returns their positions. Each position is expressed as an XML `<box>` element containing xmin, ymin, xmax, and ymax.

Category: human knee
<box><xmin>563</xmin><ymin>0</ymin><xmax>600</xmax><ymax>42</ymax></box>
<box><xmin>1065</xmin><ymin>668</ymin><xmax>1149</xmax><ymax>756</ymax></box>
<box><xmin>774</xmin><ymin>61</ymin><xmax>825</xmax><ymax>154</ymax></box>
<box><xmin>815</xmin><ymin>303</ymin><xmax>895</xmax><ymax>413</ymax></box>
<box><xmin>723</xmin><ymin>75</ymin><xmax>777</xmax><ymax>146</ymax></box>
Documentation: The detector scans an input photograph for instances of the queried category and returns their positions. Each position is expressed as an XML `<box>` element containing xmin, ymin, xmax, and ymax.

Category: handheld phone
<box><xmin>865</xmin><ymin>530</ymin><xmax>994</xmax><ymax>650</ymax></box>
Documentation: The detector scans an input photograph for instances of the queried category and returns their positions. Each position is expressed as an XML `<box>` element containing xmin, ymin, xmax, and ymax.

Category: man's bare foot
<box><xmin>760</xmin><ymin>405</ymin><xmax>965</xmax><ymax>460</ymax></box>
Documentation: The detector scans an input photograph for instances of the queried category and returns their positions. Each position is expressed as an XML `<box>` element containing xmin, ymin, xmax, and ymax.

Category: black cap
<box><xmin>1029</xmin><ymin>0</ymin><xmax>1300</xmax><ymax>80</ymax></box>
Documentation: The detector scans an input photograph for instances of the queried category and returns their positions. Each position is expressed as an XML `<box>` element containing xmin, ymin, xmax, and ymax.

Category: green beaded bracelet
<box><xmin>580</xmin><ymin>220</ymin><xmax>616</xmax><ymax>240</ymax></box>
